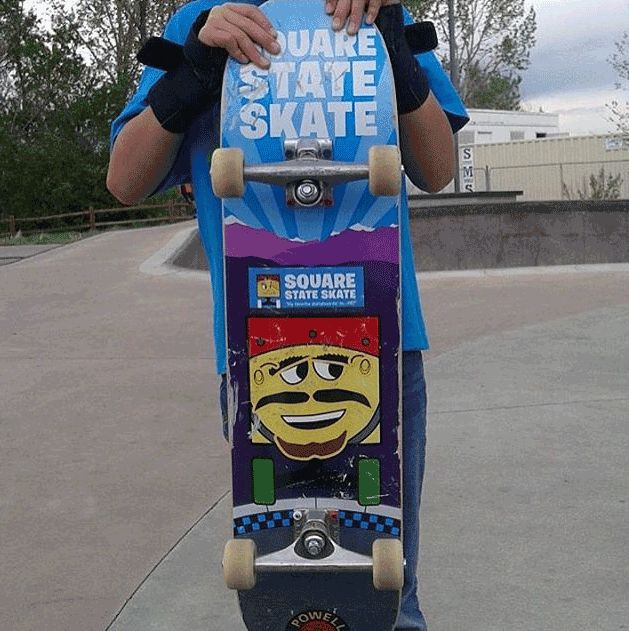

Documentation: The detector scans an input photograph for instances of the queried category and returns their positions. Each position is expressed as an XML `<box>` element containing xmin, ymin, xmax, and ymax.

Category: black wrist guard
<box><xmin>404</xmin><ymin>21</ymin><xmax>438</xmax><ymax>55</ymax></box>
<box><xmin>137</xmin><ymin>10</ymin><xmax>228</xmax><ymax>134</ymax></box>
<box><xmin>375</xmin><ymin>5</ymin><xmax>432</xmax><ymax>115</ymax></box>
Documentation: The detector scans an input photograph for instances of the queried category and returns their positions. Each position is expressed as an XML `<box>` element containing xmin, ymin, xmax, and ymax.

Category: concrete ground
<box><xmin>2</xmin><ymin>222</ymin><xmax>627</xmax><ymax>631</ymax></box>
<box><xmin>0</xmin><ymin>244</ymin><xmax>63</xmax><ymax>266</ymax></box>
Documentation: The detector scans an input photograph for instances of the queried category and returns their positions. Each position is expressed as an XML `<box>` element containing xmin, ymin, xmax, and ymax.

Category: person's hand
<box><xmin>198</xmin><ymin>3</ymin><xmax>280</xmax><ymax>68</ymax></box>
<box><xmin>326</xmin><ymin>0</ymin><xmax>401</xmax><ymax>35</ymax></box>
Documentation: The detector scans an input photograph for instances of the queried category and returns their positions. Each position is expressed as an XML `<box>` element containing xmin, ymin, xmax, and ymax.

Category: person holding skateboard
<box><xmin>108</xmin><ymin>2</ymin><xmax>468</xmax><ymax>630</ymax></box>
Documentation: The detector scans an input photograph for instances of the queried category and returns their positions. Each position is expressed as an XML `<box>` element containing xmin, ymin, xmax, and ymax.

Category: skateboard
<box><xmin>211</xmin><ymin>2</ymin><xmax>404</xmax><ymax>629</ymax></box>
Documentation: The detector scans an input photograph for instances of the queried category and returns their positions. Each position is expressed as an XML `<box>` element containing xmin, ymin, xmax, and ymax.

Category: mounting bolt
<box><xmin>303</xmin><ymin>531</ymin><xmax>326</xmax><ymax>557</ymax></box>
<box><xmin>295</xmin><ymin>180</ymin><xmax>321</xmax><ymax>205</ymax></box>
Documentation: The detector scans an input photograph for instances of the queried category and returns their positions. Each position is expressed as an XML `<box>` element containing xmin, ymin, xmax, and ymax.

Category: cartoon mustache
<box><xmin>314</xmin><ymin>390</ymin><xmax>370</xmax><ymax>407</ymax></box>
<box><xmin>255</xmin><ymin>389</ymin><xmax>370</xmax><ymax>410</ymax></box>
<box><xmin>255</xmin><ymin>392</ymin><xmax>310</xmax><ymax>410</ymax></box>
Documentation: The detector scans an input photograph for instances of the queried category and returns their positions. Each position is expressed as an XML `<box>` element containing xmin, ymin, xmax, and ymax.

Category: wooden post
<box><xmin>169</xmin><ymin>199</ymin><xmax>174</xmax><ymax>223</ymax></box>
<box><xmin>89</xmin><ymin>206</ymin><xmax>96</xmax><ymax>230</ymax></box>
<box><xmin>9</xmin><ymin>215</ymin><xmax>15</xmax><ymax>238</ymax></box>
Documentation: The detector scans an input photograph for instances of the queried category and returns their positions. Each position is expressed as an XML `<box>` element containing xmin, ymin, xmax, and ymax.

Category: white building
<box><xmin>458</xmin><ymin>109</ymin><xmax>566</xmax><ymax>146</ymax></box>
<box><xmin>468</xmin><ymin>134</ymin><xmax>629</xmax><ymax>201</ymax></box>
<box><xmin>405</xmin><ymin>108</ymin><xmax>628</xmax><ymax>201</ymax></box>
<box><xmin>408</xmin><ymin>108</ymin><xmax>568</xmax><ymax>197</ymax></box>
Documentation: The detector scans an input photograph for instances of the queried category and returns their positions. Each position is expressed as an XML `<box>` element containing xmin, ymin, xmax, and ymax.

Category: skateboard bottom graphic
<box><xmin>238</xmin><ymin>571</ymin><xmax>400</xmax><ymax>631</ymax></box>
<box><xmin>225</xmin><ymin>508</ymin><xmax>403</xmax><ymax>631</ymax></box>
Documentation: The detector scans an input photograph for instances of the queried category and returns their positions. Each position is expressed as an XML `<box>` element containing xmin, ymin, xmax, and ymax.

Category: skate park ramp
<box><xmin>1</xmin><ymin>222</ymin><xmax>628</xmax><ymax>631</ymax></box>
<box><xmin>408</xmin><ymin>199</ymin><xmax>629</xmax><ymax>272</ymax></box>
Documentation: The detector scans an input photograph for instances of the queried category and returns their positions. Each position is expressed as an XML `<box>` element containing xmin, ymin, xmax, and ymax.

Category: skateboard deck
<box><xmin>212</xmin><ymin>2</ymin><xmax>404</xmax><ymax>629</ymax></box>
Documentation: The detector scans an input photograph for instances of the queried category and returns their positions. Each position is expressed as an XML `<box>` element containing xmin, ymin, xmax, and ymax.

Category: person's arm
<box><xmin>107</xmin><ymin>108</ymin><xmax>184</xmax><ymax>205</ymax></box>
<box><xmin>107</xmin><ymin>3</ymin><xmax>280</xmax><ymax>205</ymax></box>
<box><xmin>372</xmin><ymin>3</ymin><xmax>455</xmax><ymax>193</ymax></box>
<box><xmin>399</xmin><ymin>93</ymin><xmax>454</xmax><ymax>193</ymax></box>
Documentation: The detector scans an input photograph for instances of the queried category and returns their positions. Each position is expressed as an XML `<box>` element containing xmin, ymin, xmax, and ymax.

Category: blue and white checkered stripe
<box><xmin>233</xmin><ymin>510</ymin><xmax>293</xmax><ymax>536</ymax></box>
<box><xmin>339</xmin><ymin>511</ymin><xmax>401</xmax><ymax>536</ymax></box>
<box><xmin>233</xmin><ymin>508</ymin><xmax>401</xmax><ymax>537</ymax></box>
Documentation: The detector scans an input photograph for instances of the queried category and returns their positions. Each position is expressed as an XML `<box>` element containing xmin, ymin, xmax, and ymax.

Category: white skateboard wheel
<box><xmin>223</xmin><ymin>539</ymin><xmax>256</xmax><ymax>590</ymax></box>
<box><xmin>211</xmin><ymin>148</ymin><xmax>245</xmax><ymax>198</ymax></box>
<box><xmin>368</xmin><ymin>145</ymin><xmax>402</xmax><ymax>197</ymax></box>
<box><xmin>372</xmin><ymin>538</ymin><xmax>404</xmax><ymax>591</ymax></box>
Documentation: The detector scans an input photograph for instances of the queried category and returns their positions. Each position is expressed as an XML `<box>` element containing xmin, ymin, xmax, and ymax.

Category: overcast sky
<box><xmin>521</xmin><ymin>0</ymin><xmax>628</xmax><ymax>135</ymax></box>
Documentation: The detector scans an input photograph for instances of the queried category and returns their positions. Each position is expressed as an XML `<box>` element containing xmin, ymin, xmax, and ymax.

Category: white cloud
<box><xmin>522</xmin><ymin>87</ymin><xmax>624</xmax><ymax>136</ymax></box>
<box><xmin>522</xmin><ymin>1</ymin><xmax>625</xmax><ymax>96</ymax></box>
<box><xmin>520</xmin><ymin>0</ymin><xmax>629</xmax><ymax>136</ymax></box>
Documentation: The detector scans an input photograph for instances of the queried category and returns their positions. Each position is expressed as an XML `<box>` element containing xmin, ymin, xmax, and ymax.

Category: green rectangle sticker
<box><xmin>358</xmin><ymin>458</ymin><xmax>381</xmax><ymax>506</ymax></box>
<box><xmin>252</xmin><ymin>458</ymin><xmax>275</xmax><ymax>505</ymax></box>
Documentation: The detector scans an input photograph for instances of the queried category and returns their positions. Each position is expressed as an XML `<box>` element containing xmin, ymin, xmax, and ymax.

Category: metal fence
<box><xmin>466</xmin><ymin>159</ymin><xmax>629</xmax><ymax>201</ymax></box>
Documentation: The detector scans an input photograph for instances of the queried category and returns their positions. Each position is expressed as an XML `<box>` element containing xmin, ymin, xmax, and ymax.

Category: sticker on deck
<box><xmin>287</xmin><ymin>610</ymin><xmax>349</xmax><ymax>631</ymax></box>
<box><xmin>250</xmin><ymin>267</ymin><xmax>364</xmax><ymax>309</ymax></box>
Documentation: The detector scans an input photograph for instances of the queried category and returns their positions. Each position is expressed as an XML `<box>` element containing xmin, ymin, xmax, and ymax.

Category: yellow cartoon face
<box><xmin>249</xmin><ymin>343</ymin><xmax>380</xmax><ymax>460</ymax></box>
<box><xmin>257</xmin><ymin>275</ymin><xmax>280</xmax><ymax>298</ymax></box>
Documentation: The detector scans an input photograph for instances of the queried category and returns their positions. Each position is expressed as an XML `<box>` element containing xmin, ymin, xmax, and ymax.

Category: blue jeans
<box><xmin>397</xmin><ymin>350</ymin><xmax>428</xmax><ymax>631</ymax></box>
<box><xmin>220</xmin><ymin>350</ymin><xmax>428</xmax><ymax>631</ymax></box>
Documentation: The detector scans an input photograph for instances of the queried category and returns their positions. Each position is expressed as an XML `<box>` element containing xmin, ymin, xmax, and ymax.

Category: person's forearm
<box><xmin>107</xmin><ymin>107</ymin><xmax>184</xmax><ymax>205</ymax></box>
<box><xmin>108</xmin><ymin>4</ymin><xmax>282</xmax><ymax>206</ymax></box>
<box><xmin>399</xmin><ymin>92</ymin><xmax>454</xmax><ymax>193</ymax></box>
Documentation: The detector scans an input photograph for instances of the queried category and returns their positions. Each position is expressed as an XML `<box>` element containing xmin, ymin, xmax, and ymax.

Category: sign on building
<box><xmin>460</xmin><ymin>146</ymin><xmax>475</xmax><ymax>192</ymax></box>
<box><xmin>605</xmin><ymin>136</ymin><xmax>629</xmax><ymax>151</ymax></box>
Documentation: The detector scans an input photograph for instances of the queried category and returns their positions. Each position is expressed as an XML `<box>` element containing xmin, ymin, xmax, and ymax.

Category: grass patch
<box><xmin>0</xmin><ymin>231</ymin><xmax>86</xmax><ymax>246</ymax></box>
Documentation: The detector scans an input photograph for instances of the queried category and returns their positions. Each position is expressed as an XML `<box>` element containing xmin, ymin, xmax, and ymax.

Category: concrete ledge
<box><xmin>409</xmin><ymin>200</ymin><xmax>629</xmax><ymax>271</ymax></box>
<box><xmin>167</xmin><ymin>227</ymin><xmax>209</xmax><ymax>271</ymax></box>
<box><xmin>409</xmin><ymin>198</ymin><xmax>629</xmax><ymax>217</ymax></box>
<box><xmin>139</xmin><ymin>223</ymin><xmax>208</xmax><ymax>281</ymax></box>
<box><xmin>409</xmin><ymin>190</ymin><xmax>523</xmax><ymax>208</ymax></box>
<box><xmin>166</xmin><ymin>228</ymin><xmax>208</xmax><ymax>272</ymax></box>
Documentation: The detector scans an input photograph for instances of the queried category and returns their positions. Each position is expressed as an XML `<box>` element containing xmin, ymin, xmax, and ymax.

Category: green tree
<box><xmin>50</xmin><ymin>0</ymin><xmax>186</xmax><ymax>100</ymax></box>
<box><xmin>563</xmin><ymin>168</ymin><xmax>623</xmax><ymax>201</ymax></box>
<box><xmin>0</xmin><ymin>0</ymin><xmax>120</xmax><ymax>221</ymax></box>
<box><xmin>405</xmin><ymin>0</ymin><xmax>536</xmax><ymax>110</ymax></box>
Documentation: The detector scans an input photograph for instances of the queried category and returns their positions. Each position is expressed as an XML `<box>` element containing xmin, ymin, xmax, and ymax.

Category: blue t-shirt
<box><xmin>111</xmin><ymin>0</ymin><xmax>468</xmax><ymax>374</ymax></box>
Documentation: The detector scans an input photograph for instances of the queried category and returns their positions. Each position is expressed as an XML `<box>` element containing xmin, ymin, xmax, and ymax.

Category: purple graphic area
<box><xmin>225</xmin><ymin>223</ymin><xmax>399</xmax><ymax>266</ymax></box>
<box><xmin>225</xmin><ymin>229</ymin><xmax>401</xmax><ymax>510</ymax></box>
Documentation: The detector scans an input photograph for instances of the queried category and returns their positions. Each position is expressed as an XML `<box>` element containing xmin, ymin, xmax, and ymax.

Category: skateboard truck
<box><xmin>223</xmin><ymin>509</ymin><xmax>404</xmax><ymax>591</ymax></box>
<box><xmin>284</xmin><ymin>140</ymin><xmax>333</xmax><ymax>208</ymax></box>
<box><xmin>256</xmin><ymin>509</ymin><xmax>375</xmax><ymax>573</ymax></box>
<box><xmin>211</xmin><ymin>141</ymin><xmax>402</xmax><ymax>201</ymax></box>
